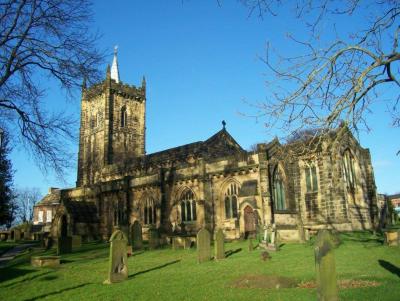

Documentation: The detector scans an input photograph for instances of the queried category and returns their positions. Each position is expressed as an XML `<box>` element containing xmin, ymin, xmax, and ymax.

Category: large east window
<box><xmin>225</xmin><ymin>183</ymin><xmax>239</xmax><ymax>219</ymax></box>
<box><xmin>180</xmin><ymin>189</ymin><xmax>196</xmax><ymax>222</ymax></box>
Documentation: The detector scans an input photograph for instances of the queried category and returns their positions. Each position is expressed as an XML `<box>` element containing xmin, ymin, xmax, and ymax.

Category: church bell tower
<box><xmin>76</xmin><ymin>47</ymin><xmax>146</xmax><ymax>186</ymax></box>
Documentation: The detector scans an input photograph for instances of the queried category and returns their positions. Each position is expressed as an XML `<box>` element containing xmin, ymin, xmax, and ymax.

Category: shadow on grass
<box><xmin>24</xmin><ymin>283</ymin><xmax>92</xmax><ymax>301</ymax></box>
<box><xmin>225</xmin><ymin>248</ymin><xmax>242</xmax><ymax>258</ymax></box>
<box><xmin>128</xmin><ymin>260</ymin><xmax>181</xmax><ymax>279</ymax></box>
<box><xmin>0</xmin><ymin>270</ymin><xmax>53</xmax><ymax>288</ymax></box>
<box><xmin>378</xmin><ymin>260</ymin><xmax>400</xmax><ymax>278</ymax></box>
<box><xmin>340</xmin><ymin>231</ymin><xmax>384</xmax><ymax>245</ymax></box>
<box><xmin>131</xmin><ymin>250</ymin><xmax>145</xmax><ymax>257</ymax></box>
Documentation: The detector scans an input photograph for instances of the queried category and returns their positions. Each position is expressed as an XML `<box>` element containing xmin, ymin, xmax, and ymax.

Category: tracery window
<box><xmin>305</xmin><ymin>163</ymin><xmax>318</xmax><ymax>192</ymax></box>
<box><xmin>342</xmin><ymin>150</ymin><xmax>356</xmax><ymax>190</ymax></box>
<box><xmin>180</xmin><ymin>189</ymin><xmax>196</xmax><ymax>222</ymax></box>
<box><xmin>273</xmin><ymin>167</ymin><xmax>287</xmax><ymax>211</ymax></box>
<box><xmin>143</xmin><ymin>197</ymin><xmax>157</xmax><ymax>225</ymax></box>
<box><xmin>120</xmin><ymin>106</ymin><xmax>127</xmax><ymax>127</ymax></box>
<box><xmin>224</xmin><ymin>182</ymin><xmax>239</xmax><ymax>219</ymax></box>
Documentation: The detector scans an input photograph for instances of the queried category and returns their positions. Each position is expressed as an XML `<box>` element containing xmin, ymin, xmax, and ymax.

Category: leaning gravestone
<box><xmin>197</xmin><ymin>228</ymin><xmax>211</xmax><ymax>263</ymax></box>
<box><xmin>104</xmin><ymin>229</ymin><xmax>128</xmax><ymax>284</ymax></box>
<box><xmin>314</xmin><ymin>230</ymin><xmax>338</xmax><ymax>301</ymax></box>
<box><xmin>215</xmin><ymin>229</ymin><xmax>225</xmax><ymax>260</ymax></box>
<box><xmin>131</xmin><ymin>221</ymin><xmax>143</xmax><ymax>250</ymax></box>
<box><xmin>148</xmin><ymin>227</ymin><xmax>159</xmax><ymax>249</ymax></box>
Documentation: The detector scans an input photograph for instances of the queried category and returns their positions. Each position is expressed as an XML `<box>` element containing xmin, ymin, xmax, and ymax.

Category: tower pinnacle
<box><xmin>111</xmin><ymin>45</ymin><xmax>120</xmax><ymax>83</ymax></box>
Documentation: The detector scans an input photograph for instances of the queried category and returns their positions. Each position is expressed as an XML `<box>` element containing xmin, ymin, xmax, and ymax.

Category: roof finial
<box><xmin>111</xmin><ymin>45</ymin><xmax>120</xmax><ymax>83</ymax></box>
<box><xmin>222</xmin><ymin>120</ymin><xmax>226</xmax><ymax>129</ymax></box>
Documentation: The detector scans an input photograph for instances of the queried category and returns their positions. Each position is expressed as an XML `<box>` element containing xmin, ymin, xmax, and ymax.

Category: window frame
<box><xmin>224</xmin><ymin>182</ymin><xmax>239</xmax><ymax>219</ymax></box>
<box><xmin>273</xmin><ymin>166</ymin><xmax>287</xmax><ymax>211</ymax></box>
<box><xmin>305</xmin><ymin>162</ymin><xmax>318</xmax><ymax>193</ymax></box>
<box><xmin>180</xmin><ymin>189</ymin><xmax>196</xmax><ymax>223</ymax></box>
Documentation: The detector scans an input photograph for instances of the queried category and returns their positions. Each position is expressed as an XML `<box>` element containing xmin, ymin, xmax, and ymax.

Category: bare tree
<box><xmin>0</xmin><ymin>0</ymin><xmax>104</xmax><ymax>178</ymax></box>
<box><xmin>239</xmin><ymin>1</ymin><xmax>400</xmax><ymax>151</ymax></box>
<box><xmin>15</xmin><ymin>187</ymin><xmax>41</xmax><ymax>223</ymax></box>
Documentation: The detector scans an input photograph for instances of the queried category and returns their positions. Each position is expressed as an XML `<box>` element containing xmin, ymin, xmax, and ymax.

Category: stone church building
<box><xmin>33</xmin><ymin>50</ymin><xmax>378</xmax><ymax>242</ymax></box>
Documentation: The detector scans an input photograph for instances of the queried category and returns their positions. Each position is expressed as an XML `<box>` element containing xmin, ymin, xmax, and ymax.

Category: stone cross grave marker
<box><xmin>215</xmin><ymin>229</ymin><xmax>225</xmax><ymax>260</ymax></box>
<box><xmin>131</xmin><ymin>221</ymin><xmax>143</xmax><ymax>250</ymax></box>
<box><xmin>197</xmin><ymin>228</ymin><xmax>211</xmax><ymax>263</ymax></box>
<box><xmin>314</xmin><ymin>229</ymin><xmax>338</xmax><ymax>301</ymax></box>
<box><xmin>104</xmin><ymin>229</ymin><xmax>128</xmax><ymax>284</ymax></box>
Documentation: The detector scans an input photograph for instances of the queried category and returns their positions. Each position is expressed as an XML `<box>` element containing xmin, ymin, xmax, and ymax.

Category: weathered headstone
<box><xmin>57</xmin><ymin>236</ymin><xmax>72</xmax><ymax>255</ymax></box>
<box><xmin>197</xmin><ymin>228</ymin><xmax>211</xmax><ymax>263</ymax></box>
<box><xmin>14</xmin><ymin>229</ymin><xmax>21</xmax><ymax>241</ymax></box>
<box><xmin>104</xmin><ymin>229</ymin><xmax>128</xmax><ymax>284</ymax></box>
<box><xmin>148</xmin><ymin>227</ymin><xmax>159</xmax><ymax>249</ymax></box>
<box><xmin>215</xmin><ymin>229</ymin><xmax>225</xmax><ymax>260</ymax></box>
<box><xmin>314</xmin><ymin>230</ymin><xmax>338</xmax><ymax>301</ymax></box>
<box><xmin>248</xmin><ymin>238</ymin><xmax>254</xmax><ymax>251</ymax></box>
<box><xmin>71</xmin><ymin>235</ymin><xmax>82</xmax><ymax>249</ymax></box>
<box><xmin>131</xmin><ymin>221</ymin><xmax>143</xmax><ymax>250</ymax></box>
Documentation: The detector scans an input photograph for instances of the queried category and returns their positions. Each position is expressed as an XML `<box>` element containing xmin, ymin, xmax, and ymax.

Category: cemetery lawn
<box><xmin>0</xmin><ymin>232</ymin><xmax>399</xmax><ymax>301</ymax></box>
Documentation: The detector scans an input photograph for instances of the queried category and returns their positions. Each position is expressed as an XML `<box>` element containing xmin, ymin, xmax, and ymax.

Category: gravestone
<box><xmin>104</xmin><ymin>229</ymin><xmax>128</xmax><ymax>284</ymax></box>
<box><xmin>314</xmin><ymin>230</ymin><xmax>338</xmax><ymax>301</ymax></box>
<box><xmin>14</xmin><ymin>229</ymin><xmax>21</xmax><ymax>241</ymax></box>
<box><xmin>71</xmin><ymin>235</ymin><xmax>82</xmax><ymax>249</ymax></box>
<box><xmin>248</xmin><ymin>238</ymin><xmax>254</xmax><ymax>251</ymax></box>
<box><xmin>215</xmin><ymin>229</ymin><xmax>225</xmax><ymax>260</ymax></box>
<box><xmin>131</xmin><ymin>221</ymin><xmax>143</xmax><ymax>250</ymax></box>
<box><xmin>197</xmin><ymin>228</ymin><xmax>211</xmax><ymax>263</ymax></box>
<box><xmin>57</xmin><ymin>236</ymin><xmax>72</xmax><ymax>255</ymax></box>
<box><xmin>148</xmin><ymin>227</ymin><xmax>159</xmax><ymax>249</ymax></box>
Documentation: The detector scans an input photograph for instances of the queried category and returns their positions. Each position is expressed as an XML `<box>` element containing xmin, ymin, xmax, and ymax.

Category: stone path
<box><xmin>0</xmin><ymin>243</ymin><xmax>36</xmax><ymax>267</ymax></box>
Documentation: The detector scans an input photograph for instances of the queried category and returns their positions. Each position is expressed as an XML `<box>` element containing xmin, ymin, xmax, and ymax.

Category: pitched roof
<box><xmin>36</xmin><ymin>190</ymin><xmax>61</xmax><ymax>206</ymax></box>
<box><xmin>142</xmin><ymin>128</ymin><xmax>245</xmax><ymax>165</ymax></box>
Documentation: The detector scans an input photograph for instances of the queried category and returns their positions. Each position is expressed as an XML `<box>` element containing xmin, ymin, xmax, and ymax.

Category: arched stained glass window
<box><xmin>225</xmin><ymin>182</ymin><xmax>239</xmax><ymax>219</ymax></box>
<box><xmin>273</xmin><ymin>167</ymin><xmax>287</xmax><ymax>211</ymax></box>
<box><xmin>180</xmin><ymin>189</ymin><xmax>196</xmax><ymax>222</ymax></box>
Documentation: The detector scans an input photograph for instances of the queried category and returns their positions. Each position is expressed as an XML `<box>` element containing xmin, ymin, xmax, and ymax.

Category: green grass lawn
<box><xmin>0</xmin><ymin>232</ymin><xmax>399</xmax><ymax>301</ymax></box>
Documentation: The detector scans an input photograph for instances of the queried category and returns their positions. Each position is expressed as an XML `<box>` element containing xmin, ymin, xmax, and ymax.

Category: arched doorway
<box><xmin>244</xmin><ymin>205</ymin><xmax>257</xmax><ymax>238</ymax></box>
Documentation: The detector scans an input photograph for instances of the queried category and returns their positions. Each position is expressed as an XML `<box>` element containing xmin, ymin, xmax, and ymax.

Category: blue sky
<box><xmin>10</xmin><ymin>1</ymin><xmax>400</xmax><ymax>196</ymax></box>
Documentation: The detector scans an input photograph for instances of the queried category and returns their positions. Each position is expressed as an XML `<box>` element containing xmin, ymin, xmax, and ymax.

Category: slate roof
<box><xmin>142</xmin><ymin>128</ymin><xmax>246</xmax><ymax>165</ymax></box>
<box><xmin>36</xmin><ymin>190</ymin><xmax>61</xmax><ymax>206</ymax></box>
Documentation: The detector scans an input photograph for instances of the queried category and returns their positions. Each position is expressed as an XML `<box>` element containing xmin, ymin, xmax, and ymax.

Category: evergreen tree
<box><xmin>0</xmin><ymin>130</ymin><xmax>15</xmax><ymax>228</ymax></box>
